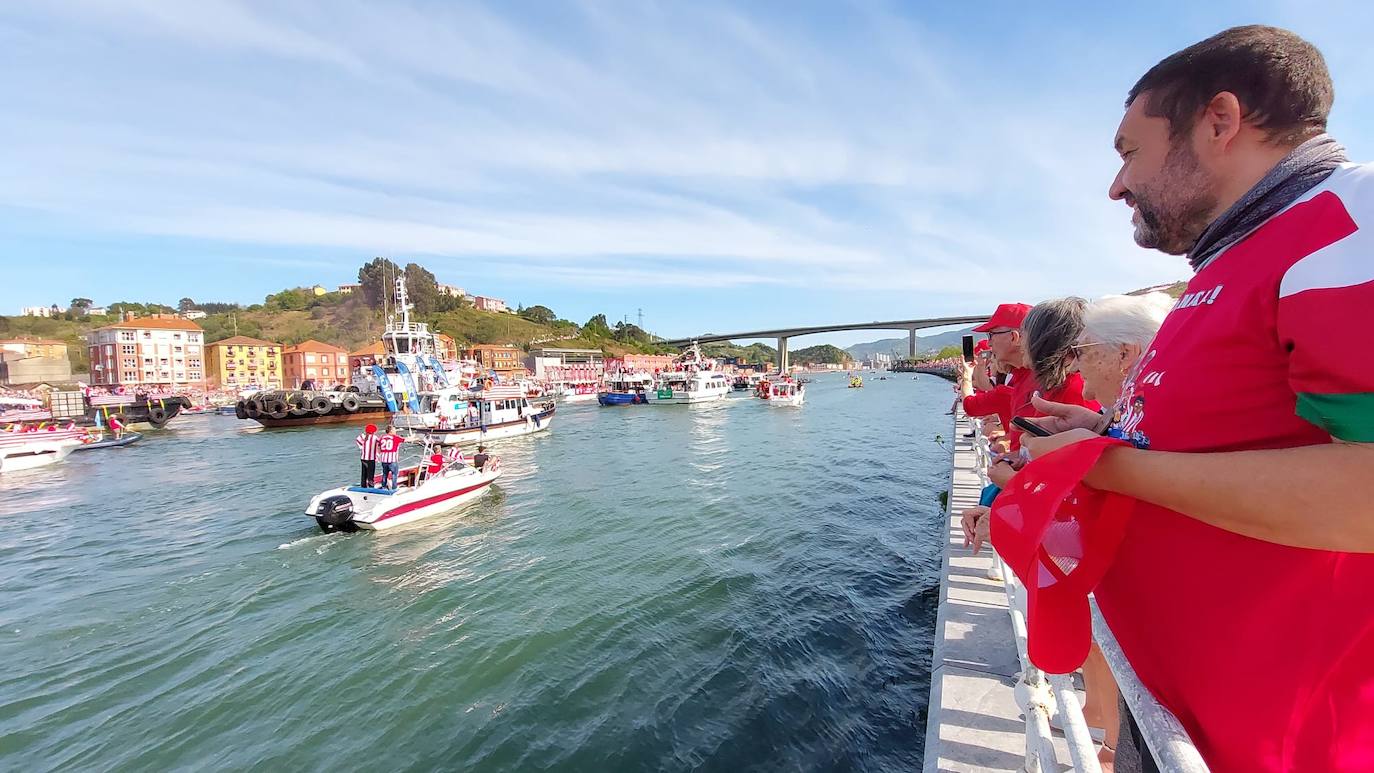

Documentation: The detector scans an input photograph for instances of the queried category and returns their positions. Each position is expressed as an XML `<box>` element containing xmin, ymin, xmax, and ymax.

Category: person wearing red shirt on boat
<box><xmin>1019</xmin><ymin>27</ymin><xmax>1374</xmax><ymax>771</ymax></box>
<box><xmin>375</xmin><ymin>425</ymin><xmax>405</xmax><ymax>489</ymax></box>
<box><xmin>107</xmin><ymin>414</ymin><xmax>125</xmax><ymax>440</ymax></box>
<box><xmin>355</xmin><ymin>424</ymin><xmax>380</xmax><ymax>487</ymax></box>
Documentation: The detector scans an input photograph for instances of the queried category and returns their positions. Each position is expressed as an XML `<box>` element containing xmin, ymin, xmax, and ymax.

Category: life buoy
<box><xmin>147</xmin><ymin>406</ymin><xmax>169</xmax><ymax>426</ymax></box>
<box><xmin>341</xmin><ymin>395</ymin><xmax>360</xmax><ymax>412</ymax></box>
<box><xmin>311</xmin><ymin>396</ymin><xmax>332</xmax><ymax>414</ymax></box>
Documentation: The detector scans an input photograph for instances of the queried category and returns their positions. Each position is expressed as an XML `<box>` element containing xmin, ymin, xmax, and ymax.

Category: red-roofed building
<box><xmin>282</xmin><ymin>340</ymin><xmax>350</xmax><ymax>388</ymax></box>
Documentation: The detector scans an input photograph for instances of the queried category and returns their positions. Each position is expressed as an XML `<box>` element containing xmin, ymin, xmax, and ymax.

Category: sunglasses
<box><xmin>1069</xmin><ymin>342</ymin><xmax>1106</xmax><ymax>357</ymax></box>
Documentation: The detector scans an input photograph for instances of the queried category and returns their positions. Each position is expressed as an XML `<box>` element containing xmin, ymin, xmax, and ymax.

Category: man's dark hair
<box><xmin>1127</xmin><ymin>25</ymin><xmax>1333</xmax><ymax>145</ymax></box>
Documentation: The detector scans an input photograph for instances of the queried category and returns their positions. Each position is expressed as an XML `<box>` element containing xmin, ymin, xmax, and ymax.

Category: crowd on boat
<box><xmin>946</xmin><ymin>26</ymin><xmax>1374</xmax><ymax>772</ymax></box>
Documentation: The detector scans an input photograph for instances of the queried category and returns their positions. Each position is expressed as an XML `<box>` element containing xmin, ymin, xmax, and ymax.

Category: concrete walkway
<box><xmin>923</xmin><ymin>413</ymin><xmax>1073</xmax><ymax>772</ymax></box>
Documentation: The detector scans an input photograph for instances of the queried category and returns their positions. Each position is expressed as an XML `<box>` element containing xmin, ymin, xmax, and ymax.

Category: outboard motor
<box><xmin>315</xmin><ymin>495</ymin><xmax>357</xmax><ymax>533</ymax></box>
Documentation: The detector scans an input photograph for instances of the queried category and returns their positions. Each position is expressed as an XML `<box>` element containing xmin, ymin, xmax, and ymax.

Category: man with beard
<box><xmin>1020</xmin><ymin>25</ymin><xmax>1374</xmax><ymax>772</ymax></box>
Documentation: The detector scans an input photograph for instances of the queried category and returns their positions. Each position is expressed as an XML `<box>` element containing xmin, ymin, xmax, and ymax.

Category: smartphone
<box><xmin>961</xmin><ymin>334</ymin><xmax>975</xmax><ymax>363</ymax></box>
<box><xmin>1012</xmin><ymin>416</ymin><xmax>1052</xmax><ymax>437</ymax></box>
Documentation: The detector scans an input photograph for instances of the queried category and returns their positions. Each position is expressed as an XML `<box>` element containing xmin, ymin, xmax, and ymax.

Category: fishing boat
<box><xmin>392</xmin><ymin>384</ymin><xmax>556</xmax><ymax>445</ymax></box>
<box><xmin>306</xmin><ymin>452</ymin><xmax>502</xmax><ymax>532</ymax></box>
<box><xmin>597</xmin><ymin>371</ymin><xmax>654</xmax><ymax>405</ymax></box>
<box><xmin>69</xmin><ymin>431</ymin><xmax>142</xmax><ymax>451</ymax></box>
<box><xmin>0</xmin><ymin>431</ymin><xmax>83</xmax><ymax>472</ymax></box>
<box><xmin>645</xmin><ymin>344</ymin><xmax>731</xmax><ymax>405</ymax></box>
<box><xmin>757</xmin><ymin>378</ymin><xmax>805</xmax><ymax>406</ymax></box>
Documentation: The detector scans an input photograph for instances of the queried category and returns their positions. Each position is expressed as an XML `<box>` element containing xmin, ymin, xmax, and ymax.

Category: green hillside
<box><xmin>789</xmin><ymin>344</ymin><xmax>853</xmax><ymax>366</ymax></box>
<box><xmin>1</xmin><ymin>258</ymin><xmax>673</xmax><ymax>373</ymax></box>
<box><xmin>702</xmin><ymin>342</ymin><xmax>776</xmax><ymax>365</ymax></box>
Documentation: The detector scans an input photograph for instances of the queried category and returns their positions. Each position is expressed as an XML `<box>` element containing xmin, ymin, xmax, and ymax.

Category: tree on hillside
<box><xmin>403</xmin><ymin>263</ymin><xmax>441</xmax><ymax>314</ymax></box>
<box><xmin>936</xmin><ymin>345</ymin><xmax>962</xmax><ymax>359</ymax></box>
<box><xmin>70</xmin><ymin>298</ymin><xmax>92</xmax><ymax>317</ymax></box>
<box><xmin>584</xmin><ymin>314</ymin><xmax>612</xmax><ymax>337</ymax></box>
<box><xmin>199</xmin><ymin>302</ymin><xmax>243</xmax><ymax>314</ymax></box>
<box><xmin>613</xmin><ymin>321</ymin><xmax>650</xmax><ymax>344</ymax></box>
<box><xmin>178</xmin><ymin>297</ymin><xmax>196</xmax><ymax>313</ymax></box>
<box><xmin>521</xmin><ymin>305</ymin><xmax>557</xmax><ymax>325</ymax></box>
<box><xmin>358</xmin><ymin>257</ymin><xmax>402</xmax><ymax>309</ymax></box>
<box><xmin>264</xmin><ymin>288</ymin><xmax>312</xmax><ymax>311</ymax></box>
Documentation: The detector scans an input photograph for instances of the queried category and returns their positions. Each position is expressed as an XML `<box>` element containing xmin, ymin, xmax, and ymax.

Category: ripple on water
<box><xmin>0</xmin><ymin>377</ymin><xmax>951</xmax><ymax>771</ymax></box>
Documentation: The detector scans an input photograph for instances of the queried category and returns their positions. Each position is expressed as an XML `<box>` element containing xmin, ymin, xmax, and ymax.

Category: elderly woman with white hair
<box><xmin>1072</xmin><ymin>292</ymin><xmax>1175</xmax><ymax>407</ymax></box>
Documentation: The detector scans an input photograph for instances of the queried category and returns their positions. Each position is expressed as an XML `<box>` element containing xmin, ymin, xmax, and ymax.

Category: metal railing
<box><xmin>967</xmin><ymin>419</ymin><xmax>1209</xmax><ymax>772</ymax></box>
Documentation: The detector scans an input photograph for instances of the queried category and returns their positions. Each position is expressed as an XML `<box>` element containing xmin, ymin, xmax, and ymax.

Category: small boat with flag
<box><xmin>392</xmin><ymin>384</ymin><xmax>556</xmax><ymax>445</ymax></box>
<box><xmin>306</xmin><ymin>448</ymin><xmax>502</xmax><ymax>532</ymax></box>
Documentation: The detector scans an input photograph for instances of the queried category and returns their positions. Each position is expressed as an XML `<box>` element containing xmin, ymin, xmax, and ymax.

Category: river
<box><xmin>1</xmin><ymin>373</ymin><xmax>954</xmax><ymax>771</ymax></box>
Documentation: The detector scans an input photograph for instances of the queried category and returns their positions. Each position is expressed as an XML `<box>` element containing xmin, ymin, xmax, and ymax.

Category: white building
<box><xmin>86</xmin><ymin>315</ymin><xmax>205</xmax><ymax>387</ymax></box>
<box><xmin>337</xmin><ymin>283</ymin><xmax>361</xmax><ymax>295</ymax></box>
<box><xmin>438</xmin><ymin>283</ymin><xmax>466</xmax><ymax>298</ymax></box>
<box><xmin>21</xmin><ymin>306</ymin><xmax>54</xmax><ymax>318</ymax></box>
<box><xmin>182</xmin><ymin>310</ymin><xmax>207</xmax><ymax>320</ymax></box>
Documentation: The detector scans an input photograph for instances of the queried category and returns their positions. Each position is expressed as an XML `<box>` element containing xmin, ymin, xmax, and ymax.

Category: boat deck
<box><xmin>923</xmin><ymin>412</ymin><xmax>1077</xmax><ymax>771</ymax></box>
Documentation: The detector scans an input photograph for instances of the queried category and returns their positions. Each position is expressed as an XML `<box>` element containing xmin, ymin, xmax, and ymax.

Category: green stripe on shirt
<box><xmin>1296</xmin><ymin>392</ymin><xmax>1374</xmax><ymax>443</ymax></box>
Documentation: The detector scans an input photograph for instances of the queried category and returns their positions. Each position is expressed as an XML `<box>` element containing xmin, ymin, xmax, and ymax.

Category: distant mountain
<box><xmin>845</xmin><ymin>325</ymin><xmax>979</xmax><ymax>360</ymax></box>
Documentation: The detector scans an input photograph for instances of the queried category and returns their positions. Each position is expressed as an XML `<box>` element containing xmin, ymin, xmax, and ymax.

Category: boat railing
<box><xmin>968</xmin><ymin>420</ymin><xmax>1209</xmax><ymax>773</ymax></box>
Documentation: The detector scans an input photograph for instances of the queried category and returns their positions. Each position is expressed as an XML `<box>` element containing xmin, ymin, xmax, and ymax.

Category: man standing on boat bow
<box><xmin>355</xmin><ymin>424</ymin><xmax>379</xmax><ymax>487</ymax></box>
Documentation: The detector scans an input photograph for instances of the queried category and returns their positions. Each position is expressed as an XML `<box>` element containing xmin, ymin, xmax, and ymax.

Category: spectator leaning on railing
<box><xmin>1017</xmin><ymin>25</ymin><xmax>1374</xmax><ymax>772</ymax></box>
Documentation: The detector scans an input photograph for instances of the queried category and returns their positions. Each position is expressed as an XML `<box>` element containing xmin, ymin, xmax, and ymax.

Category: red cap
<box><xmin>974</xmin><ymin>339</ymin><xmax>990</xmax><ymax>354</ymax></box>
<box><xmin>973</xmin><ymin>303</ymin><xmax>1032</xmax><ymax>333</ymax></box>
<box><xmin>989</xmin><ymin>437</ymin><xmax>1133</xmax><ymax>673</ymax></box>
<box><xmin>364</xmin><ymin>424</ymin><xmax>377</xmax><ymax>434</ymax></box>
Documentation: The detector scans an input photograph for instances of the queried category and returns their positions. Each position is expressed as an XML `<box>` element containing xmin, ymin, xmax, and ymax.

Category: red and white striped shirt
<box><xmin>375</xmin><ymin>434</ymin><xmax>404</xmax><ymax>464</ymax></box>
<box><xmin>355</xmin><ymin>432</ymin><xmax>380</xmax><ymax>460</ymax></box>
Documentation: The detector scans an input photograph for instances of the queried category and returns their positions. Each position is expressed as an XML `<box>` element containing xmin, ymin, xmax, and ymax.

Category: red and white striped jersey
<box><xmin>375</xmin><ymin>434</ymin><xmax>404</xmax><ymax>464</ymax></box>
<box><xmin>355</xmin><ymin>432</ymin><xmax>380</xmax><ymax>460</ymax></box>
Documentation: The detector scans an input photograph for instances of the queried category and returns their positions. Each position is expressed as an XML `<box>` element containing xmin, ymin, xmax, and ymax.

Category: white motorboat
<box><xmin>559</xmin><ymin>382</ymin><xmax>601</xmax><ymax>403</ymax></box>
<box><xmin>306</xmin><ymin>454</ymin><xmax>502</xmax><ymax>532</ymax></box>
<box><xmin>645</xmin><ymin>343</ymin><xmax>731</xmax><ymax>405</ymax></box>
<box><xmin>0</xmin><ymin>431</ymin><xmax>84</xmax><ymax>473</ymax></box>
<box><xmin>757</xmin><ymin>377</ymin><xmax>805</xmax><ymax>406</ymax></box>
<box><xmin>393</xmin><ymin>384</ymin><xmax>556</xmax><ymax>445</ymax></box>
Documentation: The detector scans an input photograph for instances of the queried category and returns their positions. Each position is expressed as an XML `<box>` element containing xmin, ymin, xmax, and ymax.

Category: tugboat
<box><xmin>306</xmin><ymin>446</ymin><xmax>502</xmax><ymax>532</ymax></box>
<box><xmin>392</xmin><ymin>384</ymin><xmax>556</xmax><ymax>445</ymax></box>
<box><xmin>237</xmin><ymin>276</ymin><xmax>449</xmax><ymax>429</ymax></box>
<box><xmin>597</xmin><ymin>371</ymin><xmax>654</xmax><ymax>405</ymax></box>
<box><xmin>645</xmin><ymin>343</ymin><xmax>731</xmax><ymax>405</ymax></box>
<box><xmin>3</xmin><ymin>388</ymin><xmax>192</xmax><ymax>431</ymax></box>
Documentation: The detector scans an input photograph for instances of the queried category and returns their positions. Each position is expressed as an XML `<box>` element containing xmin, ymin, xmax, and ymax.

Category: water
<box><xmin>1</xmin><ymin>374</ymin><xmax>954</xmax><ymax>771</ymax></box>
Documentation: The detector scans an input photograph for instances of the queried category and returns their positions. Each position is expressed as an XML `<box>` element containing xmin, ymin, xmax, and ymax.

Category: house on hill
<box><xmin>282</xmin><ymin>340</ymin><xmax>350</xmax><ymax>388</ymax></box>
<box><xmin>205</xmin><ymin>335</ymin><xmax>282</xmax><ymax>391</ymax></box>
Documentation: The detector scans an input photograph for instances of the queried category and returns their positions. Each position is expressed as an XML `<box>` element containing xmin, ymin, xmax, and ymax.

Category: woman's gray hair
<box><xmin>1023</xmin><ymin>296</ymin><xmax>1087</xmax><ymax>392</ymax></box>
<box><xmin>1081</xmin><ymin>292</ymin><xmax>1174</xmax><ymax>348</ymax></box>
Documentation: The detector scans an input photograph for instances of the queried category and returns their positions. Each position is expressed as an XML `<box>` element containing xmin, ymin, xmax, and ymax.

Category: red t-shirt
<box><xmin>965</xmin><ymin>367</ymin><xmax>1098</xmax><ymax>449</ymax></box>
<box><xmin>1095</xmin><ymin>164</ymin><xmax>1374</xmax><ymax>772</ymax></box>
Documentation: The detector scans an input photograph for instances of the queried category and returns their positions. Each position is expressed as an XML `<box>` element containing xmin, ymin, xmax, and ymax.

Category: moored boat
<box><xmin>597</xmin><ymin>371</ymin><xmax>654</xmax><ymax>405</ymax></box>
<box><xmin>69</xmin><ymin>431</ymin><xmax>143</xmax><ymax>451</ymax></box>
<box><xmin>306</xmin><ymin>454</ymin><xmax>502</xmax><ymax>532</ymax></box>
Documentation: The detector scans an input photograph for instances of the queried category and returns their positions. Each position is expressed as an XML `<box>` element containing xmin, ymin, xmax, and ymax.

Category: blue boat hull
<box><xmin>597</xmin><ymin>392</ymin><xmax>645</xmax><ymax>406</ymax></box>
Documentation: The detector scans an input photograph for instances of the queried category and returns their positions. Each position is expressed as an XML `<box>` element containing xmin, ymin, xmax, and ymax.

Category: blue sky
<box><xmin>3</xmin><ymin>1</ymin><xmax>1372</xmax><ymax>347</ymax></box>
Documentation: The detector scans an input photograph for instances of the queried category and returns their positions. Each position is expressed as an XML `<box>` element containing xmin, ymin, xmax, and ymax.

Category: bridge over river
<box><xmin>659</xmin><ymin>315</ymin><xmax>990</xmax><ymax>370</ymax></box>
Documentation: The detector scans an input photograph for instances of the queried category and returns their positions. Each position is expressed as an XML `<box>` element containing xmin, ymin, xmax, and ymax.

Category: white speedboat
<box><xmin>559</xmin><ymin>382</ymin><xmax>601</xmax><ymax>403</ymax></box>
<box><xmin>393</xmin><ymin>384</ymin><xmax>555</xmax><ymax>445</ymax></box>
<box><xmin>0</xmin><ymin>432</ymin><xmax>83</xmax><ymax>472</ymax></box>
<box><xmin>645</xmin><ymin>343</ymin><xmax>731</xmax><ymax>405</ymax></box>
<box><xmin>758</xmin><ymin>378</ymin><xmax>805</xmax><ymax>406</ymax></box>
<box><xmin>306</xmin><ymin>455</ymin><xmax>502</xmax><ymax>532</ymax></box>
